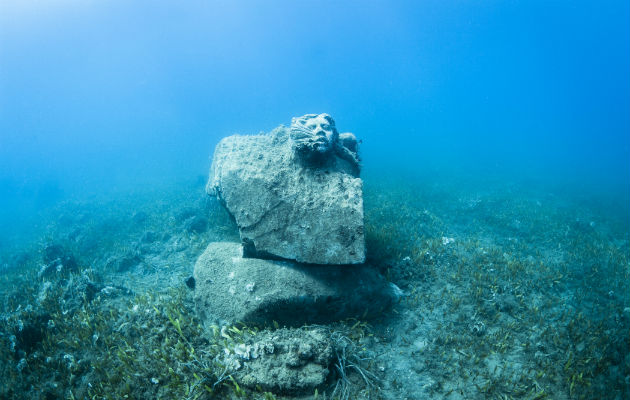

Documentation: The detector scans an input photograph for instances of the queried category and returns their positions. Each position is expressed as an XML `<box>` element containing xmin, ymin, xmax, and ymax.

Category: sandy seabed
<box><xmin>1</xmin><ymin>171</ymin><xmax>628</xmax><ymax>400</ymax></box>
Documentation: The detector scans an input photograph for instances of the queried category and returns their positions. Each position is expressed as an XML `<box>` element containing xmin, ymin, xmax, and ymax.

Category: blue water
<box><xmin>0</xmin><ymin>2</ymin><xmax>629</xmax><ymax>399</ymax></box>
<box><xmin>1</xmin><ymin>1</ymin><xmax>628</xmax><ymax>205</ymax></box>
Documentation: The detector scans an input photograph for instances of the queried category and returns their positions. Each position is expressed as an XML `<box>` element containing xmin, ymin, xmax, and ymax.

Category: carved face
<box><xmin>290</xmin><ymin>113</ymin><xmax>339</xmax><ymax>154</ymax></box>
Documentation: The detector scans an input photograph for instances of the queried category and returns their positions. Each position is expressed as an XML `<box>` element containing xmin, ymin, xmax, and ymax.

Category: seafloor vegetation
<box><xmin>0</xmin><ymin>171</ymin><xmax>628</xmax><ymax>399</ymax></box>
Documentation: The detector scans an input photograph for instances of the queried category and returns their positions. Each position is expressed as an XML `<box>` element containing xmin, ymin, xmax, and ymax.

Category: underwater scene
<box><xmin>1</xmin><ymin>1</ymin><xmax>629</xmax><ymax>399</ymax></box>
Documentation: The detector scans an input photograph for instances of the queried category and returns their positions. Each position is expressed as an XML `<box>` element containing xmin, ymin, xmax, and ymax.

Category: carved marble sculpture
<box><xmin>290</xmin><ymin>113</ymin><xmax>360</xmax><ymax>169</ymax></box>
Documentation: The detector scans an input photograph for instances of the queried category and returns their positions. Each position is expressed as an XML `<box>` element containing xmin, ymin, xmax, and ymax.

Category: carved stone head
<box><xmin>290</xmin><ymin>113</ymin><xmax>339</xmax><ymax>157</ymax></box>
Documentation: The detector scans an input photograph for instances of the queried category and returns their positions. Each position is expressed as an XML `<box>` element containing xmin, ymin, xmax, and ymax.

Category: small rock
<box><xmin>39</xmin><ymin>244</ymin><xmax>78</xmax><ymax>278</ymax></box>
<box><xmin>232</xmin><ymin>328</ymin><xmax>333</xmax><ymax>394</ymax></box>
<box><xmin>496</xmin><ymin>293</ymin><xmax>519</xmax><ymax>314</ymax></box>
<box><xmin>43</xmin><ymin>244</ymin><xmax>65</xmax><ymax>264</ymax></box>
<box><xmin>106</xmin><ymin>252</ymin><xmax>142</xmax><ymax>272</ymax></box>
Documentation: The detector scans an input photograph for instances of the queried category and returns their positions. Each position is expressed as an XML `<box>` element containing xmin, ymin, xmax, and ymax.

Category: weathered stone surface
<box><xmin>206</xmin><ymin>114</ymin><xmax>364</xmax><ymax>265</ymax></box>
<box><xmin>222</xmin><ymin>328</ymin><xmax>333</xmax><ymax>394</ymax></box>
<box><xmin>193</xmin><ymin>242</ymin><xmax>397</xmax><ymax>327</ymax></box>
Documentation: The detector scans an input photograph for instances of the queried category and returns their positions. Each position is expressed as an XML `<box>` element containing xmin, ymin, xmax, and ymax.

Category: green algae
<box><xmin>0</xmin><ymin>174</ymin><xmax>628</xmax><ymax>399</ymax></box>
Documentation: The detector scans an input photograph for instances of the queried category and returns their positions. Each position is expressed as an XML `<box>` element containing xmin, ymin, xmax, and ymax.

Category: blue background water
<box><xmin>1</xmin><ymin>1</ymin><xmax>628</xmax><ymax>222</ymax></box>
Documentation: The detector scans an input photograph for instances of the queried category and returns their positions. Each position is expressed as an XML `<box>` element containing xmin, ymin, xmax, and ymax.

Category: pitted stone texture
<box><xmin>207</xmin><ymin>119</ymin><xmax>364</xmax><ymax>265</ymax></box>
<box><xmin>193</xmin><ymin>242</ymin><xmax>395</xmax><ymax>327</ymax></box>
<box><xmin>230</xmin><ymin>328</ymin><xmax>333</xmax><ymax>394</ymax></box>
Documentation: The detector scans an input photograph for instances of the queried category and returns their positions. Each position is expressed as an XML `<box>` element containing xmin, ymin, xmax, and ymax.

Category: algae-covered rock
<box><xmin>193</xmin><ymin>242</ymin><xmax>395</xmax><ymax>327</ymax></box>
<box><xmin>105</xmin><ymin>252</ymin><xmax>142</xmax><ymax>272</ymax></box>
<box><xmin>231</xmin><ymin>328</ymin><xmax>333</xmax><ymax>394</ymax></box>
<box><xmin>38</xmin><ymin>244</ymin><xmax>79</xmax><ymax>278</ymax></box>
<box><xmin>206</xmin><ymin>114</ymin><xmax>364</xmax><ymax>265</ymax></box>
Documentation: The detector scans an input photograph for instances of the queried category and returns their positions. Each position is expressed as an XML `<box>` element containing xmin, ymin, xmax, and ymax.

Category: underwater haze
<box><xmin>1</xmin><ymin>1</ymin><xmax>629</xmax><ymax>399</ymax></box>
<box><xmin>2</xmin><ymin>1</ymin><xmax>629</xmax><ymax>205</ymax></box>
